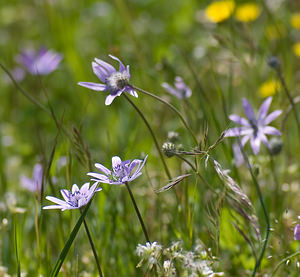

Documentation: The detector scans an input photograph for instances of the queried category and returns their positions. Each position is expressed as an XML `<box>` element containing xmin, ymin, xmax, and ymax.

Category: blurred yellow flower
<box><xmin>205</xmin><ymin>0</ymin><xmax>235</xmax><ymax>23</ymax></box>
<box><xmin>259</xmin><ymin>80</ymin><xmax>280</xmax><ymax>97</ymax></box>
<box><xmin>293</xmin><ymin>42</ymin><xmax>300</xmax><ymax>57</ymax></box>
<box><xmin>290</xmin><ymin>13</ymin><xmax>300</xmax><ymax>29</ymax></box>
<box><xmin>235</xmin><ymin>3</ymin><xmax>260</xmax><ymax>22</ymax></box>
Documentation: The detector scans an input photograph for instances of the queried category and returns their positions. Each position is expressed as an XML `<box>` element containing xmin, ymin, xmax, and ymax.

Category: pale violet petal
<box><xmin>72</xmin><ymin>184</ymin><xmax>80</xmax><ymax>194</ymax></box>
<box><xmin>229</xmin><ymin>114</ymin><xmax>250</xmax><ymax>126</ymax></box>
<box><xmin>95</xmin><ymin>163</ymin><xmax>111</xmax><ymax>175</ymax></box>
<box><xmin>87</xmin><ymin>172</ymin><xmax>110</xmax><ymax>181</ymax></box>
<box><xmin>60</xmin><ymin>189</ymin><xmax>70</xmax><ymax>202</ymax></box>
<box><xmin>78</xmin><ymin>82</ymin><xmax>106</xmax><ymax>91</ymax></box>
<box><xmin>263</xmin><ymin>110</ymin><xmax>282</xmax><ymax>125</ymax></box>
<box><xmin>262</xmin><ymin>126</ymin><xmax>281</xmax><ymax>136</ymax></box>
<box><xmin>105</xmin><ymin>94</ymin><xmax>118</xmax><ymax>105</ymax></box>
<box><xmin>257</xmin><ymin>97</ymin><xmax>272</xmax><ymax>123</ymax></box>
<box><xmin>94</xmin><ymin>57</ymin><xmax>116</xmax><ymax>74</ymax></box>
<box><xmin>45</xmin><ymin>196</ymin><xmax>67</xmax><ymax>206</ymax></box>
<box><xmin>112</xmin><ymin>156</ymin><xmax>122</xmax><ymax>169</ymax></box>
<box><xmin>250</xmin><ymin>136</ymin><xmax>261</xmax><ymax>155</ymax></box>
<box><xmin>242</xmin><ymin>98</ymin><xmax>256</xmax><ymax>122</ymax></box>
<box><xmin>80</xmin><ymin>183</ymin><xmax>90</xmax><ymax>194</ymax></box>
<box><xmin>108</xmin><ymin>54</ymin><xmax>126</xmax><ymax>72</ymax></box>
<box><xmin>92</xmin><ymin>62</ymin><xmax>109</xmax><ymax>82</ymax></box>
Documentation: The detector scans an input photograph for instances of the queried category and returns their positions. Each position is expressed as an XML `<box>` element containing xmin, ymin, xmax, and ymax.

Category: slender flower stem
<box><xmin>238</xmin><ymin>141</ymin><xmax>270</xmax><ymax>277</ymax></box>
<box><xmin>123</xmin><ymin>93</ymin><xmax>172</xmax><ymax>180</ymax></box>
<box><xmin>276</xmin><ymin>68</ymin><xmax>300</xmax><ymax>135</ymax></box>
<box><xmin>132</xmin><ymin>85</ymin><xmax>198</xmax><ymax>145</ymax></box>
<box><xmin>271</xmin><ymin>251</ymin><xmax>300</xmax><ymax>276</ymax></box>
<box><xmin>125</xmin><ymin>181</ymin><xmax>150</xmax><ymax>242</ymax></box>
<box><xmin>80</xmin><ymin>212</ymin><xmax>103</xmax><ymax>277</ymax></box>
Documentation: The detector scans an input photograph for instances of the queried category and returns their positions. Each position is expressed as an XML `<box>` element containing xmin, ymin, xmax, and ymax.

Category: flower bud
<box><xmin>268</xmin><ymin>56</ymin><xmax>280</xmax><ymax>70</ymax></box>
<box><xmin>162</xmin><ymin>142</ymin><xmax>176</xmax><ymax>158</ymax></box>
<box><xmin>269</xmin><ymin>137</ymin><xmax>283</xmax><ymax>155</ymax></box>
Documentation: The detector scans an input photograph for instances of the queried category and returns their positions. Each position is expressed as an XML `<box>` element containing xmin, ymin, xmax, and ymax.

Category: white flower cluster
<box><xmin>135</xmin><ymin>240</ymin><xmax>224</xmax><ymax>276</ymax></box>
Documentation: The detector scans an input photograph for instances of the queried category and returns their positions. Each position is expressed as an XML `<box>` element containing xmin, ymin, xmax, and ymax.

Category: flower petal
<box><xmin>80</xmin><ymin>183</ymin><xmax>90</xmax><ymax>194</ymax></box>
<box><xmin>257</xmin><ymin>97</ymin><xmax>272</xmax><ymax>123</ymax></box>
<box><xmin>263</xmin><ymin>110</ymin><xmax>282</xmax><ymax>125</ymax></box>
<box><xmin>72</xmin><ymin>184</ymin><xmax>80</xmax><ymax>193</ymax></box>
<box><xmin>45</xmin><ymin>196</ymin><xmax>67</xmax><ymax>206</ymax></box>
<box><xmin>242</xmin><ymin>98</ymin><xmax>256</xmax><ymax>122</ymax></box>
<box><xmin>78</xmin><ymin>82</ymin><xmax>106</xmax><ymax>91</ymax></box>
<box><xmin>162</xmin><ymin>83</ymin><xmax>182</xmax><ymax>99</ymax></box>
<box><xmin>109</xmin><ymin>54</ymin><xmax>126</xmax><ymax>72</ymax></box>
<box><xmin>43</xmin><ymin>205</ymin><xmax>64</xmax><ymax>210</ymax></box>
<box><xmin>60</xmin><ymin>189</ymin><xmax>70</xmax><ymax>202</ymax></box>
<box><xmin>92</xmin><ymin>62</ymin><xmax>109</xmax><ymax>82</ymax></box>
<box><xmin>112</xmin><ymin>156</ymin><xmax>122</xmax><ymax>169</ymax></box>
<box><xmin>94</xmin><ymin>57</ymin><xmax>116</xmax><ymax>74</ymax></box>
<box><xmin>224</xmin><ymin>127</ymin><xmax>253</xmax><ymax>137</ymax></box>
<box><xmin>87</xmin><ymin>172</ymin><xmax>110</xmax><ymax>181</ymax></box>
<box><xmin>262</xmin><ymin>126</ymin><xmax>281</xmax><ymax>136</ymax></box>
<box><xmin>95</xmin><ymin>163</ymin><xmax>111</xmax><ymax>175</ymax></box>
<box><xmin>250</xmin><ymin>136</ymin><xmax>261</xmax><ymax>155</ymax></box>
<box><xmin>105</xmin><ymin>94</ymin><xmax>118</xmax><ymax>105</ymax></box>
<box><xmin>229</xmin><ymin>114</ymin><xmax>250</xmax><ymax>126</ymax></box>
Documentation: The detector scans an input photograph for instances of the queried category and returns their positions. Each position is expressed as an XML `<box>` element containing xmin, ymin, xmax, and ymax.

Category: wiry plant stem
<box><xmin>123</xmin><ymin>93</ymin><xmax>172</xmax><ymax>180</ymax></box>
<box><xmin>80</xmin><ymin>214</ymin><xmax>103</xmax><ymax>277</ymax></box>
<box><xmin>125</xmin><ymin>181</ymin><xmax>150</xmax><ymax>242</ymax></box>
<box><xmin>132</xmin><ymin>85</ymin><xmax>198</xmax><ymax>145</ymax></box>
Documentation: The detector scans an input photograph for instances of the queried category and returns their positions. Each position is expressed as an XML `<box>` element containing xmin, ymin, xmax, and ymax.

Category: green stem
<box><xmin>123</xmin><ymin>94</ymin><xmax>171</xmax><ymax>180</ymax></box>
<box><xmin>81</xmin><ymin>216</ymin><xmax>103</xmax><ymax>277</ymax></box>
<box><xmin>132</xmin><ymin>85</ymin><xmax>198</xmax><ymax>145</ymax></box>
<box><xmin>238</xmin><ymin>142</ymin><xmax>270</xmax><ymax>277</ymax></box>
<box><xmin>271</xmin><ymin>251</ymin><xmax>300</xmax><ymax>276</ymax></box>
<box><xmin>276</xmin><ymin>68</ymin><xmax>300</xmax><ymax>135</ymax></box>
<box><xmin>125</xmin><ymin>182</ymin><xmax>150</xmax><ymax>242</ymax></box>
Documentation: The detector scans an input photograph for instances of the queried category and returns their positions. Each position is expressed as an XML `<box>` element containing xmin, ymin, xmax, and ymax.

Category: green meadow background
<box><xmin>1</xmin><ymin>0</ymin><xmax>300</xmax><ymax>276</ymax></box>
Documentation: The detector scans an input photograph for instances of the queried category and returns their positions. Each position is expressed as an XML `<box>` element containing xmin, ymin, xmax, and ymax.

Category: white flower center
<box><xmin>68</xmin><ymin>191</ymin><xmax>87</xmax><ymax>207</ymax></box>
<box><xmin>106</xmin><ymin>71</ymin><xmax>129</xmax><ymax>94</ymax></box>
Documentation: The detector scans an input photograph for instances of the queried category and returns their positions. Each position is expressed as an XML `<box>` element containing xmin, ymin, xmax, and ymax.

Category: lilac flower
<box><xmin>20</xmin><ymin>163</ymin><xmax>43</xmax><ymax>192</ymax></box>
<box><xmin>88</xmin><ymin>155</ymin><xmax>148</xmax><ymax>185</ymax></box>
<box><xmin>17</xmin><ymin>48</ymin><xmax>62</xmax><ymax>75</ymax></box>
<box><xmin>162</xmin><ymin>77</ymin><xmax>192</xmax><ymax>99</ymax></box>
<box><xmin>78</xmin><ymin>55</ymin><xmax>138</xmax><ymax>105</ymax></box>
<box><xmin>224</xmin><ymin>97</ymin><xmax>282</xmax><ymax>154</ymax></box>
<box><xmin>294</xmin><ymin>224</ymin><xmax>300</xmax><ymax>240</ymax></box>
<box><xmin>43</xmin><ymin>183</ymin><xmax>102</xmax><ymax>211</ymax></box>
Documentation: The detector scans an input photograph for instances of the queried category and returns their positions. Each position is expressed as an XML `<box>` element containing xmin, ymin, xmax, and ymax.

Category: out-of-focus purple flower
<box><xmin>88</xmin><ymin>155</ymin><xmax>148</xmax><ymax>185</ymax></box>
<box><xmin>78</xmin><ymin>55</ymin><xmax>138</xmax><ymax>105</ymax></box>
<box><xmin>224</xmin><ymin>97</ymin><xmax>282</xmax><ymax>155</ymax></box>
<box><xmin>162</xmin><ymin>77</ymin><xmax>192</xmax><ymax>99</ymax></box>
<box><xmin>11</xmin><ymin>67</ymin><xmax>25</xmax><ymax>81</ymax></box>
<box><xmin>20</xmin><ymin>163</ymin><xmax>43</xmax><ymax>192</ymax></box>
<box><xmin>43</xmin><ymin>183</ymin><xmax>102</xmax><ymax>211</ymax></box>
<box><xmin>17</xmin><ymin>48</ymin><xmax>62</xmax><ymax>75</ymax></box>
<box><xmin>294</xmin><ymin>224</ymin><xmax>300</xmax><ymax>240</ymax></box>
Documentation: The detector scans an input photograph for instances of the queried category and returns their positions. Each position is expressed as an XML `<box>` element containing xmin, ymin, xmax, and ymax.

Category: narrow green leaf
<box><xmin>50</xmin><ymin>200</ymin><xmax>92</xmax><ymax>277</ymax></box>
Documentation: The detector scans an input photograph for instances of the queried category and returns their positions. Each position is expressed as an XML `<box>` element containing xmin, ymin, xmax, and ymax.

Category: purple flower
<box><xmin>162</xmin><ymin>77</ymin><xmax>192</xmax><ymax>99</ymax></box>
<box><xmin>43</xmin><ymin>183</ymin><xmax>102</xmax><ymax>211</ymax></box>
<box><xmin>294</xmin><ymin>224</ymin><xmax>300</xmax><ymax>240</ymax></box>
<box><xmin>17</xmin><ymin>48</ymin><xmax>62</xmax><ymax>75</ymax></box>
<box><xmin>20</xmin><ymin>163</ymin><xmax>43</xmax><ymax>192</ymax></box>
<box><xmin>78</xmin><ymin>55</ymin><xmax>138</xmax><ymax>105</ymax></box>
<box><xmin>224</xmin><ymin>97</ymin><xmax>282</xmax><ymax>155</ymax></box>
<box><xmin>88</xmin><ymin>155</ymin><xmax>148</xmax><ymax>185</ymax></box>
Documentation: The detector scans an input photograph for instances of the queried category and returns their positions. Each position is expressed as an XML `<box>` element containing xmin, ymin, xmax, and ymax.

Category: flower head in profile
<box><xmin>78</xmin><ymin>55</ymin><xmax>138</xmax><ymax>105</ymax></box>
<box><xmin>20</xmin><ymin>163</ymin><xmax>43</xmax><ymax>192</ymax></box>
<box><xmin>88</xmin><ymin>155</ymin><xmax>148</xmax><ymax>185</ymax></box>
<box><xmin>162</xmin><ymin>77</ymin><xmax>192</xmax><ymax>99</ymax></box>
<box><xmin>224</xmin><ymin>97</ymin><xmax>282</xmax><ymax>154</ymax></box>
<box><xmin>205</xmin><ymin>0</ymin><xmax>235</xmax><ymax>23</ymax></box>
<box><xmin>43</xmin><ymin>183</ymin><xmax>101</xmax><ymax>211</ymax></box>
<box><xmin>17</xmin><ymin>48</ymin><xmax>62</xmax><ymax>75</ymax></box>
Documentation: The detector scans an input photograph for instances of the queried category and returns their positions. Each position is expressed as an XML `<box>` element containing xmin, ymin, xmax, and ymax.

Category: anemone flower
<box><xmin>224</xmin><ymin>97</ymin><xmax>282</xmax><ymax>154</ymax></box>
<box><xmin>17</xmin><ymin>48</ymin><xmax>62</xmax><ymax>75</ymax></box>
<box><xmin>88</xmin><ymin>155</ymin><xmax>147</xmax><ymax>185</ymax></box>
<box><xmin>162</xmin><ymin>76</ymin><xmax>192</xmax><ymax>99</ymax></box>
<box><xmin>43</xmin><ymin>183</ymin><xmax>101</xmax><ymax>211</ymax></box>
<box><xmin>20</xmin><ymin>163</ymin><xmax>43</xmax><ymax>192</ymax></box>
<box><xmin>78</xmin><ymin>55</ymin><xmax>138</xmax><ymax>105</ymax></box>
